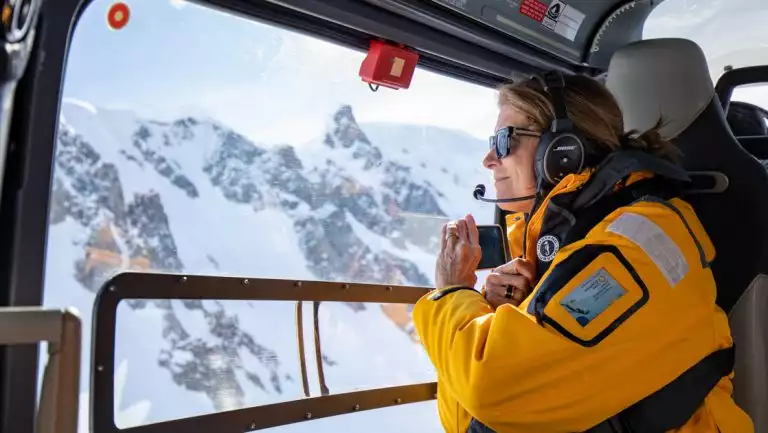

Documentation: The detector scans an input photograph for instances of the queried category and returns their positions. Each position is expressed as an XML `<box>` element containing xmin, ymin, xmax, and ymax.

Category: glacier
<box><xmin>43</xmin><ymin>98</ymin><xmax>495</xmax><ymax>432</ymax></box>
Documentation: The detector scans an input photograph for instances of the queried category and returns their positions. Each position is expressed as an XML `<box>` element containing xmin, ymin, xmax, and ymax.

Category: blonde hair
<box><xmin>497</xmin><ymin>75</ymin><xmax>679</xmax><ymax>162</ymax></box>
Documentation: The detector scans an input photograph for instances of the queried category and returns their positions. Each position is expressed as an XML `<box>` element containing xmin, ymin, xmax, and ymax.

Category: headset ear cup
<box><xmin>537</xmin><ymin>133</ymin><xmax>586</xmax><ymax>185</ymax></box>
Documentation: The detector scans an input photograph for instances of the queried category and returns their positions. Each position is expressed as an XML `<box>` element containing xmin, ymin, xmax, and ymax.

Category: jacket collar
<box><xmin>523</xmin><ymin>151</ymin><xmax>689</xmax><ymax>271</ymax></box>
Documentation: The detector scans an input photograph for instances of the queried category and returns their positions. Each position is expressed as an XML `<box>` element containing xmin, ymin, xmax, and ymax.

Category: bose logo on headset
<box><xmin>554</xmin><ymin>145</ymin><xmax>577</xmax><ymax>151</ymax></box>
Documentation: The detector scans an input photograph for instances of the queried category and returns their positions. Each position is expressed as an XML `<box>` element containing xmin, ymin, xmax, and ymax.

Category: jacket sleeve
<box><xmin>413</xmin><ymin>205</ymin><xmax>731</xmax><ymax>432</ymax></box>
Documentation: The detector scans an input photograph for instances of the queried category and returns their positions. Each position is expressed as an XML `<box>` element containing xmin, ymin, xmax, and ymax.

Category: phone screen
<box><xmin>476</xmin><ymin>225</ymin><xmax>508</xmax><ymax>270</ymax></box>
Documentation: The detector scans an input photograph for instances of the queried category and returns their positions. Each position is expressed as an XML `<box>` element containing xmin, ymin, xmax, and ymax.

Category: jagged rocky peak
<box><xmin>214</xmin><ymin>128</ymin><xmax>265</xmax><ymax>164</ymax></box>
<box><xmin>72</xmin><ymin>190</ymin><xmax>183</xmax><ymax>293</ymax></box>
<box><xmin>171</xmin><ymin>117</ymin><xmax>199</xmax><ymax>141</ymax></box>
<box><xmin>272</xmin><ymin>144</ymin><xmax>302</xmax><ymax>171</ymax></box>
<box><xmin>158</xmin><ymin>300</ymin><xmax>290</xmax><ymax>412</ymax></box>
<box><xmin>92</xmin><ymin>163</ymin><xmax>126</xmax><ymax>223</ymax></box>
<box><xmin>131</xmin><ymin>123</ymin><xmax>200</xmax><ymax>199</ymax></box>
<box><xmin>293</xmin><ymin>206</ymin><xmax>428</xmax><ymax>287</ymax></box>
<box><xmin>382</xmin><ymin>161</ymin><xmax>445</xmax><ymax>217</ymax></box>
<box><xmin>324</xmin><ymin>105</ymin><xmax>382</xmax><ymax>170</ymax></box>
<box><xmin>51</xmin><ymin>128</ymin><xmax>184</xmax><ymax>291</ymax></box>
<box><xmin>126</xmin><ymin>191</ymin><xmax>183</xmax><ymax>272</ymax></box>
<box><xmin>203</xmin><ymin>128</ymin><xmax>267</xmax><ymax>209</ymax></box>
<box><xmin>52</xmin><ymin>128</ymin><xmax>125</xmax><ymax>227</ymax></box>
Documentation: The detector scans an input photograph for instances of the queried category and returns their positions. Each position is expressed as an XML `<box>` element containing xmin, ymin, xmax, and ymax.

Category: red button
<box><xmin>107</xmin><ymin>2</ymin><xmax>130</xmax><ymax>30</ymax></box>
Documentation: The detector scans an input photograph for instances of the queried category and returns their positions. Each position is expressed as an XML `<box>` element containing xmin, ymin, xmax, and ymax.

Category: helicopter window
<box><xmin>110</xmin><ymin>298</ymin><xmax>440</xmax><ymax>428</ymax></box>
<box><xmin>42</xmin><ymin>0</ymin><xmax>496</xmax><ymax>430</ymax></box>
<box><xmin>727</xmin><ymin>88</ymin><xmax>768</xmax><ymax>162</ymax></box>
<box><xmin>643</xmin><ymin>0</ymin><xmax>768</xmax><ymax>81</ymax></box>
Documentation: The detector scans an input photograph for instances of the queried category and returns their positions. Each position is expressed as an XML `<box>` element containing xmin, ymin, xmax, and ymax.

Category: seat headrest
<box><xmin>606</xmin><ymin>38</ymin><xmax>715</xmax><ymax>139</ymax></box>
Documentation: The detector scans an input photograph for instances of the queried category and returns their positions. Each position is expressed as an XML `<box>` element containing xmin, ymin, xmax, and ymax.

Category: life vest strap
<box><xmin>535</xmin><ymin>176</ymin><xmax>682</xmax><ymax>280</ymax></box>
<box><xmin>465</xmin><ymin>346</ymin><xmax>735</xmax><ymax>433</ymax></box>
<box><xmin>562</xmin><ymin>176</ymin><xmax>681</xmax><ymax>249</ymax></box>
<box><xmin>586</xmin><ymin>345</ymin><xmax>735</xmax><ymax>433</ymax></box>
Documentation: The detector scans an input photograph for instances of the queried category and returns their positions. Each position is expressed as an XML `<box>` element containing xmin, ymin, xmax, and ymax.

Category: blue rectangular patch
<box><xmin>560</xmin><ymin>268</ymin><xmax>626</xmax><ymax>327</ymax></box>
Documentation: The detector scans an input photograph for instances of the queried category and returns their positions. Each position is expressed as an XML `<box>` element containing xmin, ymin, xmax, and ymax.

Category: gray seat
<box><xmin>606</xmin><ymin>38</ymin><xmax>768</xmax><ymax>432</ymax></box>
<box><xmin>730</xmin><ymin>276</ymin><xmax>768</xmax><ymax>432</ymax></box>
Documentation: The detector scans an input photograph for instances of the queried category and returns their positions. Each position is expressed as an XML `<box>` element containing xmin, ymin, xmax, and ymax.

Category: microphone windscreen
<box><xmin>473</xmin><ymin>184</ymin><xmax>486</xmax><ymax>199</ymax></box>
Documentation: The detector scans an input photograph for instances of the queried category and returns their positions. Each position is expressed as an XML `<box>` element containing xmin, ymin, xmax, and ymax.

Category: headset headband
<box><xmin>530</xmin><ymin>70</ymin><xmax>587</xmax><ymax>188</ymax></box>
<box><xmin>531</xmin><ymin>71</ymin><xmax>572</xmax><ymax>133</ymax></box>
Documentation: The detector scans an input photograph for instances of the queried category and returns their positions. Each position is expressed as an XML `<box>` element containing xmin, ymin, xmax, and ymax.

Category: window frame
<box><xmin>715</xmin><ymin>65</ymin><xmax>768</xmax><ymax>113</ymax></box>
<box><xmin>92</xmin><ymin>273</ymin><xmax>435</xmax><ymax>432</ymax></box>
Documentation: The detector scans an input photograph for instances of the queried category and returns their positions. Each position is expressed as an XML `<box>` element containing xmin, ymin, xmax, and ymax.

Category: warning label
<box><xmin>541</xmin><ymin>0</ymin><xmax>563</xmax><ymax>30</ymax></box>
<box><xmin>541</xmin><ymin>0</ymin><xmax>586</xmax><ymax>41</ymax></box>
<box><xmin>440</xmin><ymin>0</ymin><xmax>468</xmax><ymax>10</ymax></box>
<box><xmin>519</xmin><ymin>0</ymin><xmax>548</xmax><ymax>22</ymax></box>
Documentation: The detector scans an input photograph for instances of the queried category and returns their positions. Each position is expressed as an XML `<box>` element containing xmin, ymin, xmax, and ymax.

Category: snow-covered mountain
<box><xmin>44</xmin><ymin>99</ymin><xmax>493</xmax><ymax>431</ymax></box>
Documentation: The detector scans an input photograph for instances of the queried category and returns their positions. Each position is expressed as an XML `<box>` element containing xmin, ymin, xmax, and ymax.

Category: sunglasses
<box><xmin>489</xmin><ymin>126</ymin><xmax>541</xmax><ymax>159</ymax></box>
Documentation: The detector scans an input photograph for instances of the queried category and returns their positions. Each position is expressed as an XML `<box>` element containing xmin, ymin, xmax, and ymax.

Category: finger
<box><xmin>441</xmin><ymin>224</ymin><xmax>447</xmax><ymax>251</ymax></box>
<box><xmin>486</xmin><ymin>291</ymin><xmax>515</xmax><ymax>309</ymax></box>
<box><xmin>486</xmin><ymin>273</ymin><xmax>531</xmax><ymax>294</ymax></box>
<box><xmin>485</xmin><ymin>272</ymin><xmax>515</xmax><ymax>287</ymax></box>
<box><xmin>466</xmin><ymin>214</ymin><xmax>479</xmax><ymax>246</ymax></box>
<box><xmin>456</xmin><ymin>219</ymin><xmax>469</xmax><ymax>244</ymax></box>
<box><xmin>511</xmin><ymin>286</ymin><xmax>528</xmax><ymax>304</ymax></box>
<box><xmin>484</xmin><ymin>281</ymin><xmax>502</xmax><ymax>293</ymax></box>
<box><xmin>445</xmin><ymin>223</ymin><xmax>459</xmax><ymax>248</ymax></box>
<box><xmin>485</xmin><ymin>273</ymin><xmax>505</xmax><ymax>289</ymax></box>
<box><xmin>484</xmin><ymin>277</ymin><xmax>514</xmax><ymax>298</ymax></box>
<box><xmin>494</xmin><ymin>260</ymin><xmax>519</xmax><ymax>275</ymax></box>
<box><xmin>486</xmin><ymin>282</ymin><xmax>529</xmax><ymax>307</ymax></box>
<box><xmin>485</xmin><ymin>272</ymin><xmax>510</xmax><ymax>288</ymax></box>
<box><xmin>495</xmin><ymin>258</ymin><xmax>536</xmax><ymax>281</ymax></box>
<box><xmin>515</xmin><ymin>259</ymin><xmax>536</xmax><ymax>282</ymax></box>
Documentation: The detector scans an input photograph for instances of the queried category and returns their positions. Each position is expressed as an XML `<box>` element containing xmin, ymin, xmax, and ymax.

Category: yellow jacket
<box><xmin>413</xmin><ymin>170</ymin><xmax>753</xmax><ymax>433</ymax></box>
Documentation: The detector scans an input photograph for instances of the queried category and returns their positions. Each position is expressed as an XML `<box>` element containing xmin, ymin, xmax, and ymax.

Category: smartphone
<box><xmin>476</xmin><ymin>225</ymin><xmax>509</xmax><ymax>270</ymax></box>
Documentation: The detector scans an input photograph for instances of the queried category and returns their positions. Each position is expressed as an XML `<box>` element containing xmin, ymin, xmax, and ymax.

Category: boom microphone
<box><xmin>473</xmin><ymin>184</ymin><xmax>536</xmax><ymax>203</ymax></box>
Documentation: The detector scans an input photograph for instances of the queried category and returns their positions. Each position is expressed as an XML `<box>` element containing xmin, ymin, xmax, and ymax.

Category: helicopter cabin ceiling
<box><xmin>360</xmin><ymin>0</ymin><xmax>665</xmax><ymax>76</ymax></box>
<box><xmin>252</xmin><ymin>0</ymin><xmax>664</xmax><ymax>83</ymax></box>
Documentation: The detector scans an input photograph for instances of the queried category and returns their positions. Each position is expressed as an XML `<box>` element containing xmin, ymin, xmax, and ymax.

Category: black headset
<box><xmin>532</xmin><ymin>71</ymin><xmax>587</xmax><ymax>188</ymax></box>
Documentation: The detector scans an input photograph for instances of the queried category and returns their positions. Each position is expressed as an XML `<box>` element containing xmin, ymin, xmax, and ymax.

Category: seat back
<box><xmin>730</xmin><ymin>276</ymin><xmax>768</xmax><ymax>433</ymax></box>
<box><xmin>606</xmin><ymin>38</ymin><xmax>768</xmax><ymax>431</ymax></box>
<box><xmin>606</xmin><ymin>37</ymin><xmax>768</xmax><ymax>312</ymax></box>
<box><xmin>737</xmin><ymin>136</ymin><xmax>768</xmax><ymax>161</ymax></box>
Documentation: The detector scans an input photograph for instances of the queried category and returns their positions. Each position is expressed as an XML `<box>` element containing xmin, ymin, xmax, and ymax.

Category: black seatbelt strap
<box><xmin>562</xmin><ymin>176</ymin><xmax>680</xmax><ymax>249</ymax></box>
<box><xmin>466</xmin><ymin>346</ymin><xmax>735</xmax><ymax>433</ymax></box>
<box><xmin>534</xmin><ymin>177</ymin><xmax>681</xmax><ymax>279</ymax></box>
<box><xmin>585</xmin><ymin>345</ymin><xmax>736</xmax><ymax>433</ymax></box>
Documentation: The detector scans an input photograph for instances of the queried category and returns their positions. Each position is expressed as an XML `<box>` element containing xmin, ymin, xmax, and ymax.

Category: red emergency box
<box><xmin>359</xmin><ymin>40</ymin><xmax>419</xmax><ymax>90</ymax></box>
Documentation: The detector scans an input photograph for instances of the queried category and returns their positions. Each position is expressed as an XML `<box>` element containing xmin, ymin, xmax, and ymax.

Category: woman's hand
<box><xmin>484</xmin><ymin>258</ymin><xmax>536</xmax><ymax>309</ymax></box>
<box><xmin>435</xmin><ymin>214</ymin><xmax>482</xmax><ymax>289</ymax></box>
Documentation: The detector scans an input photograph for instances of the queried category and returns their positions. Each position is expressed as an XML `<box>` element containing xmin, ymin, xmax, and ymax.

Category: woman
<box><xmin>413</xmin><ymin>73</ymin><xmax>753</xmax><ymax>432</ymax></box>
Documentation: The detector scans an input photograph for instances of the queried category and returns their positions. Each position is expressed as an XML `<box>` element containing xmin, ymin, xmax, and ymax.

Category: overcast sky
<box><xmin>644</xmin><ymin>0</ymin><xmax>768</xmax><ymax>79</ymax></box>
<box><xmin>62</xmin><ymin>0</ymin><xmax>768</xmax><ymax>144</ymax></box>
<box><xmin>62</xmin><ymin>0</ymin><xmax>499</xmax><ymax>145</ymax></box>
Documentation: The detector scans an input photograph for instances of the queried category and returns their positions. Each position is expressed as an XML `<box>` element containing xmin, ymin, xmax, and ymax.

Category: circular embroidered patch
<box><xmin>537</xmin><ymin>235</ymin><xmax>560</xmax><ymax>262</ymax></box>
